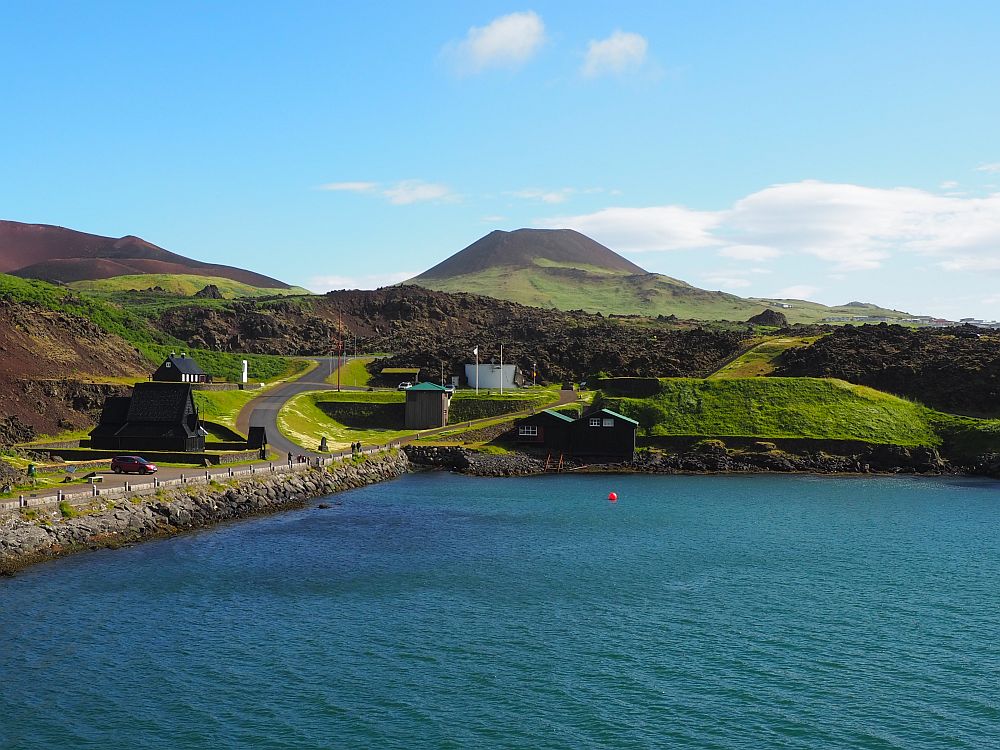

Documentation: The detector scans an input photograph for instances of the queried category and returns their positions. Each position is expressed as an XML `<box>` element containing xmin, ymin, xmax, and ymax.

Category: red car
<box><xmin>110</xmin><ymin>455</ymin><xmax>158</xmax><ymax>475</ymax></box>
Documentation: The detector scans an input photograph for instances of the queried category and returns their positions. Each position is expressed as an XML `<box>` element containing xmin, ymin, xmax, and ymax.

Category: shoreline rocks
<box><xmin>0</xmin><ymin>450</ymin><xmax>409</xmax><ymax>575</ymax></box>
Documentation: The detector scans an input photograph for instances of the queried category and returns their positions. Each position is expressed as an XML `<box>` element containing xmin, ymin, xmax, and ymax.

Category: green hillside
<box><xmin>414</xmin><ymin>266</ymin><xmax>914</xmax><ymax>325</ymax></box>
<box><xmin>410</xmin><ymin>227</ymin><xmax>918</xmax><ymax>323</ymax></box>
<box><xmin>70</xmin><ymin>273</ymin><xmax>309</xmax><ymax>298</ymax></box>
<box><xmin>601</xmin><ymin>377</ymin><xmax>1000</xmax><ymax>454</ymax></box>
<box><xmin>0</xmin><ymin>272</ymin><xmax>297</xmax><ymax>383</ymax></box>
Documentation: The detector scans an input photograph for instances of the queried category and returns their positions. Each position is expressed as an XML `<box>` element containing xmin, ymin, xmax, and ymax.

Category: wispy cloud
<box><xmin>976</xmin><ymin>162</ymin><xmax>1000</xmax><ymax>173</ymax></box>
<box><xmin>541</xmin><ymin>180</ymin><xmax>1000</xmax><ymax>274</ymax></box>
<box><xmin>582</xmin><ymin>30</ymin><xmax>648</xmax><ymax>77</ymax></box>
<box><xmin>318</xmin><ymin>181</ymin><xmax>377</xmax><ymax>193</ymax></box>
<box><xmin>703</xmin><ymin>275</ymin><xmax>752</xmax><ymax>290</ymax></box>
<box><xmin>773</xmin><ymin>285</ymin><xmax>820</xmax><ymax>300</ymax></box>
<box><xmin>509</xmin><ymin>188</ymin><xmax>574</xmax><ymax>204</ymax></box>
<box><xmin>319</xmin><ymin>179</ymin><xmax>454</xmax><ymax>205</ymax></box>
<box><xmin>718</xmin><ymin>244</ymin><xmax>782</xmax><ymax>262</ymax></box>
<box><xmin>444</xmin><ymin>11</ymin><xmax>546</xmax><ymax>75</ymax></box>
<box><xmin>382</xmin><ymin>180</ymin><xmax>453</xmax><ymax>205</ymax></box>
<box><xmin>306</xmin><ymin>271</ymin><xmax>416</xmax><ymax>293</ymax></box>
<box><xmin>538</xmin><ymin>205</ymin><xmax>721</xmax><ymax>251</ymax></box>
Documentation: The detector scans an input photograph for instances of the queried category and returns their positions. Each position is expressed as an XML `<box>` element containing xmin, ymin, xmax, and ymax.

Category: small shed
<box><xmin>569</xmin><ymin>408</ymin><xmax>638</xmax><ymax>459</ymax></box>
<box><xmin>404</xmin><ymin>382</ymin><xmax>450</xmax><ymax>429</ymax></box>
<box><xmin>515</xmin><ymin>409</ymin><xmax>574</xmax><ymax>452</ymax></box>
<box><xmin>152</xmin><ymin>352</ymin><xmax>211</xmax><ymax>383</ymax></box>
<box><xmin>89</xmin><ymin>382</ymin><xmax>206</xmax><ymax>452</ymax></box>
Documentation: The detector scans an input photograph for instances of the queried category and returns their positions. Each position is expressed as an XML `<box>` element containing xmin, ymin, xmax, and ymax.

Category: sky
<box><xmin>2</xmin><ymin>1</ymin><xmax>999</xmax><ymax>319</ymax></box>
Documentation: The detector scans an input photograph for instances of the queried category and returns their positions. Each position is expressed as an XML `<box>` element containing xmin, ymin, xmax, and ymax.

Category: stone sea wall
<box><xmin>0</xmin><ymin>449</ymin><xmax>409</xmax><ymax>575</ymax></box>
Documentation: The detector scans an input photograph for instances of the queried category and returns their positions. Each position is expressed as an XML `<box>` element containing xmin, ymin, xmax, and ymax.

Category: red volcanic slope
<box><xmin>0</xmin><ymin>220</ymin><xmax>291</xmax><ymax>288</ymax></box>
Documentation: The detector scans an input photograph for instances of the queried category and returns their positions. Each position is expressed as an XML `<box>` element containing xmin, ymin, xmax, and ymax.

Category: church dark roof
<box><xmin>160</xmin><ymin>353</ymin><xmax>206</xmax><ymax>376</ymax></box>
<box><xmin>127</xmin><ymin>382</ymin><xmax>196</xmax><ymax>423</ymax></box>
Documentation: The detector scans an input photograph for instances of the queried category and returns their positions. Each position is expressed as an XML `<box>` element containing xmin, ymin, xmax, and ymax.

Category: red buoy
<box><xmin>608</xmin><ymin>492</ymin><xmax>618</xmax><ymax>502</ymax></box>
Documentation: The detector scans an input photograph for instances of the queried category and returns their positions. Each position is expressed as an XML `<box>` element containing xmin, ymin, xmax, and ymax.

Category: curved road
<box><xmin>237</xmin><ymin>357</ymin><xmax>365</xmax><ymax>459</ymax></box>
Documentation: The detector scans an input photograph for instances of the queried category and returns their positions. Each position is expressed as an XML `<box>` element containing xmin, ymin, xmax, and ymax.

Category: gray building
<box><xmin>404</xmin><ymin>382</ymin><xmax>450</xmax><ymax>429</ymax></box>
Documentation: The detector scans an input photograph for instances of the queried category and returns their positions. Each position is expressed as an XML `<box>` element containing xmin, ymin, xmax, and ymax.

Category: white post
<box><xmin>475</xmin><ymin>348</ymin><xmax>479</xmax><ymax>394</ymax></box>
<box><xmin>242</xmin><ymin>359</ymin><xmax>248</xmax><ymax>385</ymax></box>
<box><xmin>500</xmin><ymin>343</ymin><xmax>504</xmax><ymax>395</ymax></box>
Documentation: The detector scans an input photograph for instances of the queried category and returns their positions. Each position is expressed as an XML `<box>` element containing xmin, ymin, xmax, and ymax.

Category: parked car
<box><xmin>110</xmin><ymin>455</ymin><xmax>158</xmax><ymax>475</ymax></box>
<box><xmin>397</xmin><ymin>381</ymin><xmax>413</xmax><ymax>391</ymax></box>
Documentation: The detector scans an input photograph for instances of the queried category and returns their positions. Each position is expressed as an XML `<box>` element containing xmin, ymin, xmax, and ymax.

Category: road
<box><xmin>236</xmin><ymin>357</ymin><xmax>366</xmax><ymax>459</ymax></box>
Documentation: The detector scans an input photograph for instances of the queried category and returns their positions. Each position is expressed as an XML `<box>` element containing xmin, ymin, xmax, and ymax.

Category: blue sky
<box><xmin>2</xmin><ymin>1</ymin><xmax>999</xmax><ymax>319</ymax></box>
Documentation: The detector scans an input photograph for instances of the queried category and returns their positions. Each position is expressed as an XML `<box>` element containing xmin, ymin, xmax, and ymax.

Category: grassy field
<box><xmin>192</xmin><ymin>390</ymin><xmax>260</xmax><ymax>432</ymax></box>
<box><xmin>278</xmin><ymin>392</ymin><xmax>416</xmax><ymax>451</ymax></box>
<box><xmin>69</xmin><ymin>273</ymin><xmax>309</xmax><ymax>298</ymax></box>
<box><xmin>710</xmin><ymin>335</ymin><xmax>824</xmax><ymax>379</ymax></box>
<box><xmin>277</xmin><ymin>386</ymin><xmax>562</xmax><ymax>451</ymax></box>
<box><xmin>602</xmin><ymin>377</ymin><xmax>946</xmax><ymax>445</ymax></box>
<box><xmin>325</xmin><ymin>357</ymin><xmax>374</xmax><ymax>387</ymax></box>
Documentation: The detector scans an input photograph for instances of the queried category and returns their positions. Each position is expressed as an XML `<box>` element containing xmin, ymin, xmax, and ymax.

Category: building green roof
<box><xmin>596</xmin><ymin>408</ymin><xmax>639</xmax><ymax>425</ymax></box>
<box><xmin>541</xmin><ymin>408</ymin><xmax>576</xmax><ymax>423</ymax></box>
<box><xmin>408</xmin><ymin>382</ymin><xmax>448</xmax><ymax>391</ymax></box>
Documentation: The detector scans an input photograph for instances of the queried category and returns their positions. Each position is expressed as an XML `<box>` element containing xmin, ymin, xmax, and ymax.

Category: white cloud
<box><xmin>976</xmin><ymin>163</ymin><xmax>1000</xmax><ymax>173</ymax></box>
<box><xmin>322</xmin><ymin>179</ymin><xmax>454</xmax><ymax>205</ymax></box>
<box><xmin>940</xmin><ymin>180</ymin><xmax>959</xmax><ymax>189</ymax></box>
<box><xmin>582</xmin><ymin>30</ymin><xmax>648</xmax><ymax>77</ymax></box>
<box><xmin>445</xmin><ymin>11</ymin><xmax>545</xmax><ymax>74</ymax></box>
<box><xmin>382</xmin><ymin>180</ymin><xmax>453</xmax><ymax>205</ymax></box>
<box><xmin>481</xmin><ymin>215</ymin><xmax>506</xmax><ymax>223</ymax></box>
<box><xmin>306</xmin><ymin>271</ymin><xmax>416</xmax><ymax>293</ymax></box>
<box><xmin>718</xmin><ymin>244</ymin><xmax>782</xmax><ymax>262</ymax></box>
<box><xmin>542</xmin><ymin>180</ymin><xmax>1000</xmax><ymax>273</ymax></box>
<box><xmin>703</xmin><ymin>275</ymin><xmax>752</xmax><ymax>290</ymax></box>
<box><xmin>538</xmin><ymin>205</ymin><xmax>722</xmax><ymax>251</ymax></box>
<box><xmin>773</xmin><ymin>285</ymin><xmax>820</xmax><ymax>300</ymax></box>
<box><xmin>318</xmin><ymin>181</ymin><xmax>377</xmax><ymax>192</ymax></box>
<box><xmin>510</xmin><ymin>188</ymin><xmax>574</xmax><ymax>204</ymax></box>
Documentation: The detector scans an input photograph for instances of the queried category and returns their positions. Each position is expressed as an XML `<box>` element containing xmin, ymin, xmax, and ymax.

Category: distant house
<box><xmin>404</xmin><ymin>382</ymin><xmax>450</xmax><ymax>429</ymax></box>
<box><xmin>89</xmin><ymin>382</ymin><xmax>207</xmax><ymax>452</ymax></box>
<box><xmin>152</xmin><ymin>352</ymin><xmax>211</xmax><ymax>383</ymax></box>
<box><xmin>514</xmin><ymin>407</ymin><xmax>637</xmax><ymax>459</ymax></box>
<box><xmin>515</xmin><ymin>409</ymin><xmax>574</xmax><ymax>452</ymax></box>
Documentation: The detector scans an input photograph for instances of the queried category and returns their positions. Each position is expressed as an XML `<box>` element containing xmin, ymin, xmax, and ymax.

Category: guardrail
<box><xmin>0</xmin><ymin>446</ymin><xmax>393</xmax><ymax>514</ymax></box>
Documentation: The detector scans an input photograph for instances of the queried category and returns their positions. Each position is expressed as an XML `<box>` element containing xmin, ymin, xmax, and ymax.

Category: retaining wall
<box><xmin>0</xmin><ymin>449</ymin><xmax>410</xmax><ymax>573</ymax></box>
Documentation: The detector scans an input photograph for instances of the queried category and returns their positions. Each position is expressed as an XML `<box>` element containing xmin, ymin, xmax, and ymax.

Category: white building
<box><xmin>465</xmin><ymin>363</ymin><xmax>518</xmax><ymax>390</ymax></box>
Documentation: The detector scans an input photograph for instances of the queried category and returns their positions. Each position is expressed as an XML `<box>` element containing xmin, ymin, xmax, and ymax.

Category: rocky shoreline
<box><xmin>404</xmin><ymin>444</ymin><xmax>1000</xmax><ymax>479</ymax></box>
<box><xmin>0</xmin><ymin>449</ymin><xmax>409</xmax><ymax>575</ymax></box>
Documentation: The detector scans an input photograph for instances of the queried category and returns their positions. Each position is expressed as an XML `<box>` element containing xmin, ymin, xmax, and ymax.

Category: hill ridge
<box><xmin>0</xmin><ymin>219</ymin><xmax>292</xmax><ymax>289</ymax></box>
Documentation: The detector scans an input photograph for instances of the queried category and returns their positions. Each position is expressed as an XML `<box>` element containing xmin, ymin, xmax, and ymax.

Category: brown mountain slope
<box><xmin>0</xmin><ymin>220</ymin><xmax>292</xmax><ymax>289</ymax></box>
<box><xmin>0</xmin><ymin>298</ymin><xmax>150</xmax><ymax>439</ymax></box>
<box><xmin>413</xmin><ymin>228</ymin><xmax>647</xmax><ymax>279</ymax></box>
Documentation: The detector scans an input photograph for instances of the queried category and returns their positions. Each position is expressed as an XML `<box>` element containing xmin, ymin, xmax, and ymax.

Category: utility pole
<box><xmin>337</xmin><ymin>309</ymin><xmax>343</xmax><ymax>392</ymax></box>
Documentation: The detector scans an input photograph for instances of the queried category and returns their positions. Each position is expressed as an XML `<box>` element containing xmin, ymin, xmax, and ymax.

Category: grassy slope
<box><xmin>69</xmin><ymin>273</ymin><xmax>309</xmax><ymax>297</ymax></box>
<box><xmin>414</xmin><ymin>266</ymin><xmax>915</xmax><ymax>323</ymax></box>
<box><xmin>602</xmin><ymin>378</ymin><xmax>1000</xmax><ymax>450</ymax></box>
<box><xmin>325</xmin><ymin>357</ymin><xmax>374</xmax><ymax>387</ymax></box>
<box><xmin>710</xmin><ymin>335</ymin><xmax>825</xmax><ymax>379</ymax></box>
<box><xmin>0</xmin><ymin>273</ymin><xmax>297</xmax><ymax>383</ymax></box>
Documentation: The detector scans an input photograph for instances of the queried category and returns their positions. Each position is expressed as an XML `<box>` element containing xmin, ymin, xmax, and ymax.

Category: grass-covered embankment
<box><xmin>602</xmin><ymin>377</ymin><xmax>1000</xmax><ymax>456</ymax></box>
<box><xmin>277</xmin><ymin>386</ymin><xmax>561</xmax><ymax>451</ymax></box>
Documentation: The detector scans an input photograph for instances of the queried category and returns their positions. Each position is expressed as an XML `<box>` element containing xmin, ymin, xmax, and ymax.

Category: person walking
<box><xmin>287</xmin><ymin>451</ymin><xmax>293</xmax><ymax>467</ymax></box>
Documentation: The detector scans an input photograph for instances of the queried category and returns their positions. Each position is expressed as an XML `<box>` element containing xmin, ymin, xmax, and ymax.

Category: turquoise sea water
<box><xmin>2</xmin><ymin>473</ymin><xmax>999</xmax><ymax>749</ymax></box>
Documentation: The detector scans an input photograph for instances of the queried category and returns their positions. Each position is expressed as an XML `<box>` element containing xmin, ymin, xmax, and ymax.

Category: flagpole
<box><xmin>500</xmin><ymin>343</ymin><xmax>504</xmax><ymax>395</ymax></box>
<box><xmin>475</xmin><ymin>346</ymin><xmax>479</xmax><ymax>394</ymax></box>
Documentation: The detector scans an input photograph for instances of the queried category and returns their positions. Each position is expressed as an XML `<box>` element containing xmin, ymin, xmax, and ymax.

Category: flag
<box><xmin>473</xmin><ymin>346</ymin><xmax>478</xmax><ymax>356</ymax></box>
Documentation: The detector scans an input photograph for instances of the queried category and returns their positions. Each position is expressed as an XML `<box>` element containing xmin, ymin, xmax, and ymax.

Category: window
<box><xmin>589</xmin><ymin>418</ymin><xmax>600</xmax><ymax>427</ymax></box>
<box><xmin>603</xmin><ymin>418</ymin><xmax>614</xmax><ymax>427</ymax></box>
<box><xmin>518</xmin><ymin>425</ymin><xmax>538</xmax><ymax>437</ymax></box>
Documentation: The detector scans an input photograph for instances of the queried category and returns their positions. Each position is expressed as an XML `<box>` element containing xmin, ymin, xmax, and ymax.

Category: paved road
<box><xmin>236</xmin><ymin>357</ymin><xmax>366</xmax><ymax>459</ymax></box>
